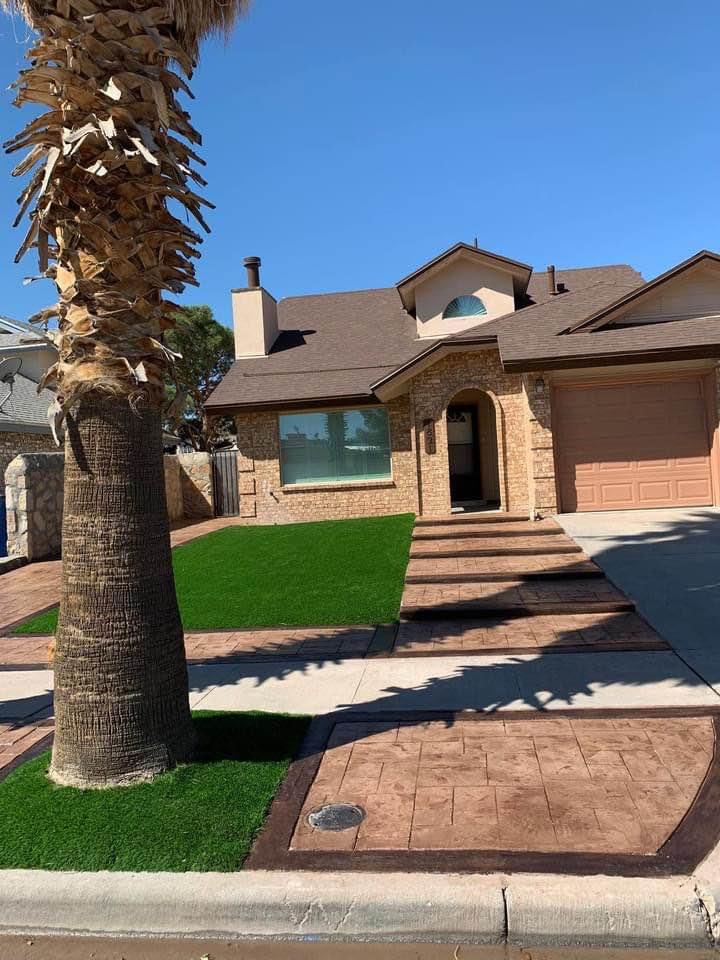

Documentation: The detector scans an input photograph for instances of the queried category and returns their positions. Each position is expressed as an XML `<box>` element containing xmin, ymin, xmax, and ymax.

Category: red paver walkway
<box><xmin>397</xmin><ymin>513</ymin><xmax>667</xmax><ymax>653</ymax></box>
<box><xmin>394</xmin><ymin>613</ymin><xmax>667</xmax><ymax>656</ymax></box>
<box><xmin>0</xmin><ymin>627</ymin><xmax>382</xmax><ymax>668</ymax></box>
<box><xmin>290</xmin><ymin>715</ymin><xmax>714</xmax><ymax>854</ymax></box>
<box><xmin>0</xmin><ymin>518</ymin><xmax>244</xmax><ymax>635</ymax></box>
<box><xmin>0</xmin><ymin>720</ymin><xmax>53</xmax><ymax>777</ymax></box>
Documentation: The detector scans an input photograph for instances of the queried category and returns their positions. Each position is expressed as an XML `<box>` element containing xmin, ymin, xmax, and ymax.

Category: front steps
<box><xmin>398</xmin><ymin>514</ymin><xmax>657</xmax><ymax>650</ymax></box>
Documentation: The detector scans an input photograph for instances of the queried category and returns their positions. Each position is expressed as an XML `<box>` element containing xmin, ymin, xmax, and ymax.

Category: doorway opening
<box><xmin>446</xmin><ymin>389</ymin><xmax>500</xmax><ymax>512</ymax></box>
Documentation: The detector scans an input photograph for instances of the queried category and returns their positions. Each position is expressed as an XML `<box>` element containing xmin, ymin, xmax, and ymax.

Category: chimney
<box><xmin>547</xmin><ymin>264</ymin><xmax>557</xmax><ymax>295</ymax></box>
<box><xmin>244</xmin><ymin>256</ymin><xmax>261</xmax><ymax>288</ymax></box>
<box><xmin>232</xmin><ymin>256</ymin><xmax>279</xmax><ymax>358</ymax></box>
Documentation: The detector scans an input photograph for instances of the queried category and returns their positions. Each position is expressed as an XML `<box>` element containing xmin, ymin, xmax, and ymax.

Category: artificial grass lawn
<box><xmin>15</xmin><ymin>513</ymin><xmax>415</xmax><ymax>634</ymax></box>
<box><xmin>0</xmin><ymin>712</ymin><xmax>309</xmax><ymax>872</ymax></box>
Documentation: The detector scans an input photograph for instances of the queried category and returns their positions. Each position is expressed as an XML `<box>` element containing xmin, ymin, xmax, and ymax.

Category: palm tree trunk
<box><xmin>50</xmin><ymin>394</ymin><xmax>196</xmax><ymax>788</ymax></box>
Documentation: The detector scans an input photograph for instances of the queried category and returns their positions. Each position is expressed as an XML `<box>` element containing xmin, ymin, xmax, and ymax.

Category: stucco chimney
<box><xmin>232</xmin><ymin>256</ymin><xmax>279</xmax><ymax>358</ymax></box>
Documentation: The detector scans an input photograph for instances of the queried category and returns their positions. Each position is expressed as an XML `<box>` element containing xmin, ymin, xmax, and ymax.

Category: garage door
<box><xmin>554</xmin><ymin>376</ymin><xmax>715</xmax><ymax>512</ymax></box>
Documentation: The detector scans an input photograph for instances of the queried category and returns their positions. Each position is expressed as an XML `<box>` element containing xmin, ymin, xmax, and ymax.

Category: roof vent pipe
<box><xmin>547</xmin><ymin>264</ymin><xmax>557</xmax><ymax>295</ymax></box>
<box><xmin>244</xmin><ymin>256</ymin><xmax>262</xmax><ymax>289</ymax></box>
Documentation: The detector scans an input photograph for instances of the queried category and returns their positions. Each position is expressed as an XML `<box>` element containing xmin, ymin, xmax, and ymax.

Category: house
<box><xmin>205</xmin><ymin>244</ymin><xmax>720</xmax><ymax>521</ymax></box>
<box><xmin>0</xmin><ymin>315</ymin><xmax>57</xmax><ymax>478</ymax></box>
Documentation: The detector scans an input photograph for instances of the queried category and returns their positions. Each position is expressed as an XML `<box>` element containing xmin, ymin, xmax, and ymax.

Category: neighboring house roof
<box><xmin>0</xmin><ymin>370</ymin><xmax>53</xmax><ymax>434</ymax></box>
<box><xmin>0</xmin><ymin>314</ymin><xmax>51</xmax><ymax>345</ymax></box>
<box><xmin>0</xmin><ymin>314</ymin><xmax>56</xmax><ymax>434</ymax></box>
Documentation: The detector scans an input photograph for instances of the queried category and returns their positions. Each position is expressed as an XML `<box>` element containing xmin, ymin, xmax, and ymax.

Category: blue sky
<box><xmin>0</xmin><ymin>0</ymin><xmax>718</xmax><ymax>328</ymax></box>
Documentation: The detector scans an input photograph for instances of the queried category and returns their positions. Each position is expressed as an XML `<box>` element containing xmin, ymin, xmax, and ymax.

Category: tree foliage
<box><xmin>165</xmin><ymin>305</ymin><xmax>235</xmax><ymax>450</ymax></box>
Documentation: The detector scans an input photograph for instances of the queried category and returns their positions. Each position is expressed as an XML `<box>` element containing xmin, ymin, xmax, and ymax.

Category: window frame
<box><xmin>442</xmin><ymin>294</ymin><xmax>488</xmax><ymax>320</ymax></box>
<box><xmin>277</xmin><ymin>404</ymin><xmax>394</xmax><ymax>488</ymax></box>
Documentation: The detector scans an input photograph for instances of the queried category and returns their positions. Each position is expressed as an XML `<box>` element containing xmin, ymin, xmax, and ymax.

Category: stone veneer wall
<box><xmin>409</xmin><ymin>348</ymin><xmax>532</xmax><ymax>517</ymax></box>
<box><xmin>163</xmin><ymin>454</ymin><xmax>184</xmax><ymax>522</ymax></box>
<box><xmin>176</xmin><ymin>452</ymin><xmax>214</xmax><ymax>519</ymax></box>
<box><xmin>0</xmin><ymin>431</ymin><xmax>55</xmax><ymax>480</ymax></box>
<box><xmin>234</xmin><ymin>396</ymin><xmax>419</xmax><ymax>523</ymax></box>
<box><xmin>4</xmin><ymin>452</ymin><xmax>211</xmax><ymax>561</ymax></box>
<box><xmin>5</xmin><ymin>452</ymin><xmax>64</xmax><ymax>560</ymax></box>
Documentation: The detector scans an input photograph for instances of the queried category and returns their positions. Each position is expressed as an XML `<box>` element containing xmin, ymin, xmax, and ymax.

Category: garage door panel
<box><xmin>677</xmin><ymin>479</ymin><xmax>714</xmax><ymax>500</ymax></box>
<box><xmin>555</xmin><ymin>376</ymin><xmax>714</xmax><ymax>512</ymax></box>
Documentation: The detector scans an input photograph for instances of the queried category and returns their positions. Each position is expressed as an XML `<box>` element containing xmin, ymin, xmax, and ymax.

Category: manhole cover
<box><xmin>308</xmin><ymin>803</ymin><xmax>366</xmax><ymax>832</ymax></box>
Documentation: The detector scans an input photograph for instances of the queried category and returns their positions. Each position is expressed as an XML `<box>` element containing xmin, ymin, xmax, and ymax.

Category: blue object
<box><xmin>443</xmin><ymin>295</ymin><xmax>487</xmax><ymax>319</ymax></box>
<box><xmin>0</xmin><ymin>494</ymin><xmax>6</xmax><ymax>558</ymax></box>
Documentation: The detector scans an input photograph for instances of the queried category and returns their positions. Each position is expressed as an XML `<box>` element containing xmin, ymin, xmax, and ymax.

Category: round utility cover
<box><xmin>307</xmin><ymin>803</ymin><xmax>365</xmax><ymax>832</ymax></box>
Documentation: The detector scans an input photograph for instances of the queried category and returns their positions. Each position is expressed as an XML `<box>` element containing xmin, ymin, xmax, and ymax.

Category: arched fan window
<box><xmin>443</xmin><ymin>294</ymin><xmax>487</xmax><ymax>319</ymax></box>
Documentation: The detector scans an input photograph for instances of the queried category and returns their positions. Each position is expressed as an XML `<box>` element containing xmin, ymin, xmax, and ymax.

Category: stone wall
<box><xmin>177</xmin><ymin>452</ymin><xmax>214</xmax><ymax>519</ymax></box>
<box><xmin>234</xmin><ymin>396</ymin><xmax>419</xmax><ymax>523</ymax></box>
<box><xmin>4</xmin><ymin>452</ymin><xmax>209</xmax><ymax>561</ymax></box>
<box><xmin>5</xmin><ymin>452</ymin><xmax>64</xmax><ymax>561</ymax></box>
<box><xmin>163</xmin><ymin>454</ymin><xmax>184</xmax><ymax>522</ymax></box>
<box><xmin>0</xmin><ymin>430</ymin><xmax>55</xmax><ymax>480</ymax></box>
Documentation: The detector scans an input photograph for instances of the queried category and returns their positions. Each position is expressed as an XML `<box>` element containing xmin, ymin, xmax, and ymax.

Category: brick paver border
<box><xmin>246</xmin><ymin>707</ymin><xmax>720</xmax><ymax>877</ymax></box>
<box><xmin>0</xmin><ymin>720</ymin><xmax>54</xmax><ymax>782</ymax></box>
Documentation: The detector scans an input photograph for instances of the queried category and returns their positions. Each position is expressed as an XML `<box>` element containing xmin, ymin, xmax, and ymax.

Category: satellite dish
<box><xmin>0</xmin><ymin>356</ymin><xmax>21</xmax><ymax>383</ymax></box>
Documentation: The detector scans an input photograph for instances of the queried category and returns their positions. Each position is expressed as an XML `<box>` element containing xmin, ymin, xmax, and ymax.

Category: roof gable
<box><xmin>396</xmin><ymin>242</ymin><xmax>532</xmax><ymax>314</ymax></box>
<box><xmin>566</xmin><ymin>251</ymin><xmax>720</xmax><ymax>333</ymax></box>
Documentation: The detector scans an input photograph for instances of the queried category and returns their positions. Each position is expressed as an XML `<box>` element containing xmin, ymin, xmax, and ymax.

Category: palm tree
<box><xmin>1</xmin><ymin>0</ymin><xmax>250</xmax><ymax>788</ymax></box>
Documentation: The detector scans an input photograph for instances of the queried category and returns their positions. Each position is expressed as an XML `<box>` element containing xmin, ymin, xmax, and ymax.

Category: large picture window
<box><xmin>279</xmin><ymin>407</ymin><xmax>392</xmax><ymax>486</ymax></box>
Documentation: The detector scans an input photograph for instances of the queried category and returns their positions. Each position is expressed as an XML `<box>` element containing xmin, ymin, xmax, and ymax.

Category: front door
<box><xmin>447</xmin><ymin>405</ymin><xmax>480</xmax><ymax>503</ymax></box>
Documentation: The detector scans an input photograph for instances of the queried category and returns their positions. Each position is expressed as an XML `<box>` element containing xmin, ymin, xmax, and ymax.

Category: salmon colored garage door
<box><xmin>554</xmin><ymin>376</ymin><xmax>715</xmax><ymax>512</ymax></box>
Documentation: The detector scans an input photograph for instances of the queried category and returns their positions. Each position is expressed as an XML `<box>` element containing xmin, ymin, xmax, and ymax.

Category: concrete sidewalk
<box><xmin>3</xmin><ymin>647</ymin><xmax>717</xmax><ymax>721</ymax></box>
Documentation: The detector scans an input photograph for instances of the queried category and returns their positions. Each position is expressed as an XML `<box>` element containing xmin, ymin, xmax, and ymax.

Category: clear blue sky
<box><xmin>0</xmin><ymin>0</ymin><xmax>718</xmax><ymax>328</ymax></box>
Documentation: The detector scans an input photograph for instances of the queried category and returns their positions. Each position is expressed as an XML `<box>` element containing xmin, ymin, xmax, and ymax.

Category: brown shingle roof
<box><xmin>206</xmin><ymin>286</ymin><xmax>423</xmax><ymax>411</ymax></box>
<box><xmin>207</xmin><ymin>259</ymin><xmax>720</xmax><ymax>410</ymax></box>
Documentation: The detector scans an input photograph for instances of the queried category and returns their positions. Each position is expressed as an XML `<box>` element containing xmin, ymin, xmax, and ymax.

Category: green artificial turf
<box><xmin>0</xmin><ymin>712</ymin><xmax>309</xmax><ymax>872</ymax></box>
<box><xmin>15</xmin><ymin>513</ymin><xmax>414</xmax><ymax>633</ymax></box>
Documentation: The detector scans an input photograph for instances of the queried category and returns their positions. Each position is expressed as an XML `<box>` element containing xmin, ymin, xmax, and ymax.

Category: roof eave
<box><xmin>501</xmin><ymin>343</ymin><xmax>720</xmax><ymax>373</ymax></box>
<box><xmin>205</xmin><ymin>392</ymin><xmax>379</xmax><ymax>416</ymax></box>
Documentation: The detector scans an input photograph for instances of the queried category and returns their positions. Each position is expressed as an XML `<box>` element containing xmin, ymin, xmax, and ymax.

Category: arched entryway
<box><xmin>446</xmin><ymin>389</ymin><xmax>501</xmax><ymax>510</ymax></box>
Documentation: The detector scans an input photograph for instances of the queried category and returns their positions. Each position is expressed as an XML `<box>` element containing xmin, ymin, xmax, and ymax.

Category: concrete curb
<box><xmin>506</xmin><ymin>873</ymin><xmax>711</xmax><ymax>949</ymax></box>
<box><xmin>0</xmin><ymin>869</ymin><xmax>715</xmax><ymax>949</ymax></box>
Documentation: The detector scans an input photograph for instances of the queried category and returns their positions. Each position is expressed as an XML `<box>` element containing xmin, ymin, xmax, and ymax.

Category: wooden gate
<box><xmin>211</xmin><ymin>449</ymin><xmax>240</xmax><ymax>517</ymax></box>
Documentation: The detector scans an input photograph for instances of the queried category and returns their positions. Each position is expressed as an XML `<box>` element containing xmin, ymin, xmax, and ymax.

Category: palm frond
<box><xmin>169</xmin><ymin>0</ymin><xmax>252</xmax><ymax>56</ymax></box>
<box><xmin>0</xmin><ymin>0</ymin><xmax>252</xmax><ymax>57</ymax></box>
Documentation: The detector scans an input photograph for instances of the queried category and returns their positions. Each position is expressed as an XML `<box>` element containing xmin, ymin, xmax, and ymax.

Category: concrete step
<box><xmin>405</xmin><ymin>566</ymin><xmax>604</xmax><ymax>584</ymax></box>
<box><xmin>400</xmin><ymin>599</ymin><xmax>635</xmax><ymax>620</ymax></box>
<box><xmin>415</xmin><ymin>513</ymin><xmax>530</xmax><ymax>527</ymax></box>
<box><xmin>410</xmin><ymin>544</ymin><xmax>584</xmax><ymax>558</ymax></box>
<box><xmin>412</xmin><ymin>524</ymin><xmax>562</xmax><ymax>541</ymax></box>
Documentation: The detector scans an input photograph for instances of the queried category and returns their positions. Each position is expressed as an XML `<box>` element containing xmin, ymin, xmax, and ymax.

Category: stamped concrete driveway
<box><xmin>559</xmin><ymin>507</ymin><xmax>720</xmax><ymax>693</ymax></box>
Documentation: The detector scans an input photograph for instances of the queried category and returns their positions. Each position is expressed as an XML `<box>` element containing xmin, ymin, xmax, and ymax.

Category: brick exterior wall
<box><xmin>408</xmin><ymin>349</ymin><xmax>531</xmax><ymax>516</ymax></box>
<box><xmin>234</xmin><ymin>396</ymin><xmax>419</xmax><ymax>523</ymax></box>
<box><xmin>523</xmin><ymin>372</ymin><xmax>558</xmax><ymax>515</ymax></box>
<box><xmin>232</xmin><ymin>349</ymin><xmax>562</xmax><ymax>523</ymax></box>
<box><xmin>0</xmin><ymin>431</ymin><xmax>55</xmax><ymax>480</ymax></box>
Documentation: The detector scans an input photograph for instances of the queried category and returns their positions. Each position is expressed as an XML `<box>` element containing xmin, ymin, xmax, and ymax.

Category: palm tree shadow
<box><xmin>186</xmin><ymin>511</ymin><xmax>720</xmax><ymax>732</ymax></box>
